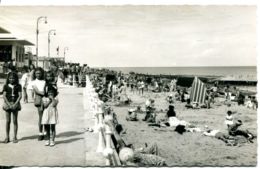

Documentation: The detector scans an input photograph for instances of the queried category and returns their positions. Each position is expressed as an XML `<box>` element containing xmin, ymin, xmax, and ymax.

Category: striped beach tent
<box><xmin>190</xmin><ymin>77</ymin><xmax>206</xmax><ymax>104</ymax></box>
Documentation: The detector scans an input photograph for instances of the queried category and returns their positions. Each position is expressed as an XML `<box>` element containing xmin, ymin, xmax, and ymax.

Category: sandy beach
<box><xmin>110</xmin><ymin>88</ymin><xmax>257</xmax><ymax>166</ymax></box>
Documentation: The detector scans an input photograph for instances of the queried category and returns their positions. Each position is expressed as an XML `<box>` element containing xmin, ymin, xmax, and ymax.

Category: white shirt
<box><xmin>31</xmin><ymin>79</ymin><xmax>46</xmax><ymax>93</ymax></box>
<box><xmin>20</xmin><ymin>73</ymin><xmax>29</xmax><ymax>87</ymax></box>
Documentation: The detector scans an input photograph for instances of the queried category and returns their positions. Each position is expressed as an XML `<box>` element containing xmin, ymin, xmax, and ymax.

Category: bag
<box><xmin>2</xmin><ymin>102</ymin><xmax>11</xmax><ymax>111</ymax></box>
<box><xmin>34</xmin><ymin>94</ymin><xmax>43</xmax><ymax>107</ymax></box>
<box><xmin>2</xmin><ymin>102</ymin><xmax>21</xmax><ymax>111</ymax></box>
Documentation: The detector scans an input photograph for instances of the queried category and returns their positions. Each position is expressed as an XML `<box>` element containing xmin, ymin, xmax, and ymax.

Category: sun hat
<box><xmin>128</xmin><ymin>108</ymin><xmax>135</xmax><ymax>112</ymax></box>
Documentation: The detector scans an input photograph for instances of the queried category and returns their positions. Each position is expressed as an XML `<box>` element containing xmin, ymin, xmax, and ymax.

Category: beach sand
<box><xmin>111</xmin><ymin>88</ymin><xmax>257</xmax><ymax>166</ymax></box>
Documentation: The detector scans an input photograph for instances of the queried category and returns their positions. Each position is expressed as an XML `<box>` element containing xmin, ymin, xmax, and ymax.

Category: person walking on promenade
<box><xmin>31</xmin><ymin>67</ymin><xmax>46</xmax><ymax>141</ymax></box>
<box><xmin>20</xmin><ymin>66</ymin><xmax>29</xmax><ymax>103</ymax></box>
<box><xmin>27</xmin><ymin>64</ymin><xmax>36</xmax><ymax>102</ymax></box>
<box><xmin>42</xmin><ymin>85</ymin><xmax>59</xmax><ymax>147</ymax></box>
<box><xmin>2</xmin><ymin>72</ymin><xmax>22</xmax><ymax>143</ymax></box>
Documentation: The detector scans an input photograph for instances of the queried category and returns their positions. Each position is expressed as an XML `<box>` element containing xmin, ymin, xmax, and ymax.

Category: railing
<box><xmin>83</xmin><ymin>75</ymin><xmax>121</xmax><ymax>166</ymax></box>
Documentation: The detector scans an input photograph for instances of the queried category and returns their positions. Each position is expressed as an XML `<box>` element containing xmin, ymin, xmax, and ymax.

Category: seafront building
<box><xmin>0</xmin><ymin>26</ymin><xmax>34</xmax><ymax>73</ymax></box>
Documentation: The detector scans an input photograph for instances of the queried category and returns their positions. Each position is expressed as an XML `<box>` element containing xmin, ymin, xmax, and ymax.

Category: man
<box><xmin>228</xmin><ymin>120</ymin><xmax>254</xmax><ymax>141</ymax></box>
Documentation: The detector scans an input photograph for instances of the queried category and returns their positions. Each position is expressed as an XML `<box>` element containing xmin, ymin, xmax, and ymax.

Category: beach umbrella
<box><xmin>190</xmin><ymin>76</ymin><xmax>206</xmax><ymax>104</ymax></box>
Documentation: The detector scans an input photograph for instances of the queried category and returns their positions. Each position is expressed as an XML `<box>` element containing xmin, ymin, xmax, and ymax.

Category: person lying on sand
<box><xmin>185</xmin><ymin>100</ymin><xmax>200</xmax><ymax>109</ymax></box>
<box><xmin>119</xmin><ymin>143</ymin><xmax>167</xmax><ymax>166</ymax></box>
<box><xmin>203</xmin><ymin>126</ymin><xmax>237</xmax><ymax>146</ymax></box>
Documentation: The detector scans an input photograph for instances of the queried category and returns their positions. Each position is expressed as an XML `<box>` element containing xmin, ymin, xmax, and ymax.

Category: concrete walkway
<box><xmin>0</xmin><ymin>86</ymin><xmax>105</xmax><ymax>166</ymax></box>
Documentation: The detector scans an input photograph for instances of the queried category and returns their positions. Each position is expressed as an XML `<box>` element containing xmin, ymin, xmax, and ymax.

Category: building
<box><xmin>0</xmin><ymin>37</ymin><xmax>34</xmax><ymax>72</ymax></box>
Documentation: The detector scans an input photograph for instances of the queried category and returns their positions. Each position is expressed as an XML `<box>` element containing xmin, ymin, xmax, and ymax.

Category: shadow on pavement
<box><xmin>19</xmin><ymin>131</ymin><xmax>84</xmax><ymax>142</ymax></box>
<box><xmin>19</xmin><ymin>135</ymin><xmax>38</xmax><ymax>141</ymax></box>
<box><xmin>56</xmin><ymin>137</ymin><xmax>83</xmax><ymax>145</ymax></box>
<box><xmin>56</xmin><ymin>131</ymin><xmax>84</xmax><ymax>138</ymax></box>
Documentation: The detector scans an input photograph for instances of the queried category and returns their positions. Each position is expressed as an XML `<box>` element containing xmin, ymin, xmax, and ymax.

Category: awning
<box><xmin>0</xmin><ymin>27</ymin><xmax>10</xmax><ymax>33</ymax></box>
<box><xmin>0</xmin><ymin>38</ymin><xmax>34</xmax><ymax>46</ymax></box>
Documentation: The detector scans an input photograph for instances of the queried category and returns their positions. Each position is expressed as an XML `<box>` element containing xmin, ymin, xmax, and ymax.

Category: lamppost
<box><xmin>64</xmin><ymin>47</ymin><xmax>69</xmax><ymax>64</ymax></box>
<box><xmin>47</xmin><ymin>29</ymin><xmax>56</xmax><ymax>69</ymax></box>
<box><xmin>36</xmin><ymin>16</ymin><xmax>47</xmax><ymax>67</ymax></box>
<box><xmin>48</xmin><ymin>29</ymin><xmax>56</xmax><ymax>58</ymax></box>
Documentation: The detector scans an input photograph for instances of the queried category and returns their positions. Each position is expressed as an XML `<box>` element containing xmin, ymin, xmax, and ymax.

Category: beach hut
<box><xmin>190</xmin><ymin>77</ymin><xmax>207</xmax><ymax>104</ymax></box>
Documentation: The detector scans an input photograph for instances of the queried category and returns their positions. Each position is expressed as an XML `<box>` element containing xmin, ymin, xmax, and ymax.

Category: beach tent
<box><xmin>190</xmin><ymin>77</ymin><xmax>207</xmax><ymax>104</ymax></box>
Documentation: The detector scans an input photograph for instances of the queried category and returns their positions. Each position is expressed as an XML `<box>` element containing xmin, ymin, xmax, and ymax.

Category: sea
<box><xmin>104</xmin><ymin>66</ymin><xmax>257</xmax><ymax>77</ymax></box>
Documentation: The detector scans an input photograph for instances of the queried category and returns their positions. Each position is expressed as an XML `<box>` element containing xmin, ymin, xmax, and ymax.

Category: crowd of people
<box><xmin>0</xmin><ymin>61</ymin><xmax>93</xmax><ymax>146</ymax></box>
<box><xmin>1</xmin><ymin>65</ymin><xmax>59</xmax><ymax>146</ymax></box>
<box><xmin>85</xmin><ymin>68</ymin><xmax>257</xmax><ymax>166</ymax></box>
<box><xmin>0</xmin><ymin>63</ymin><xmax>257</xmax><ymax>166</ymax></box>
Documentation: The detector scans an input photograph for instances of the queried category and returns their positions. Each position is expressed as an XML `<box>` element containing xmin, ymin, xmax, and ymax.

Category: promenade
<box><xmin>0</xmin><ymin>86</ymin><xmax>106</xmax><ymax>166</ymax></box>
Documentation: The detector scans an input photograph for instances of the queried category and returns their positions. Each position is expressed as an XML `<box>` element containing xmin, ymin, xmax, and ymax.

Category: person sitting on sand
<box><xmin>126</xmin><ymin>108</ymin><xmax>138</xmax><ymax>121</ymax></box>
<box><xmin>166</xmin><ymin>94</ymin><xmax>174</xmax><ymax>105</ymax></box>
<box><xmin>143</xmin><ymin>99</ymin><xmax>156</xmax><ymax>123</ymax></box>
<box><xmin>185</xmin><ymin>99</ymin><xmax>193</xmax><ymax>109</ymax></box>
<box><xmin>180</xmin><ymin>90</ymin><xmax>186</xmax><ymax>102</ymax></box>
<box><xmin>225</xmin><ymin>111</ymin><xmax>234</xmax><ymax>128</ymax></box>
<box><xmin>236</xmin><ymin>91</ymin><xmax>245</xmax><ymax>106</ymax></box>
<box><xmin>135</xmin><ymin>106</ymin><xmax>143</xmax><ymax>114</ymax></box>
<box><xmin>143</xmin><ymin>108</ymin><xmax>156</xmax><ymax>123</ymax></box>
<box><xmin>245</xmin><ymin>96</ymin><xmax>257</xmax><ymax>109</ymax></box>
<box><xmin>228</xmin><ymin>120</ymin><xmax>254</xmax><ymax>142</ymax></box>
<box><xmin>166</xmin><ymin>105</ymin><xmax>176</xmax><ymax>118</ymax></box>
<box><xmin>224</xmin><ymin>85</ymin><xmax>232</xmax><ymax>102</ymax></box>
<box><xmin>251</xmin><ymin>96</ymin><xmax>258</xmax><ymax>110</ymax></box>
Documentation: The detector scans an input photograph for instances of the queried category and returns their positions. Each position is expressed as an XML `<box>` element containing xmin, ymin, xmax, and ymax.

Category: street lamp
<box><xmin>36</xmin><ymin>16</ymin><xmax>47</xmax><ymax>67</ymax></box>
<box><xmin>48</xmin><ymin>29</ymin><xmax>56</xmax><ymax>58</ymax></box>
<box><xmin>64</xmin><ymin>47</ymin><xmax>69</xmax><ymax>63</ymax></box>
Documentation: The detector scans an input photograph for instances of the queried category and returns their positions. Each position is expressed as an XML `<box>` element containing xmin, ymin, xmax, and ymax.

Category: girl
<box><xmin>32</xmin><ymin>67</ymin><xmax>46</xmax><ymax>141</ymax></box>
<box><xmin>42</xmin><ymin>85</ymin><xmax>59</xmax><ymax>146</ymax></box>
<box><xmin>2</xmin><ymin>72</ymin><xmax>22</xmax><ymax>143</ymax></box>
<box><xmin>45</xmin><ymin>70</ymin><xmax>57</xmax><ymax>89</ymax></box>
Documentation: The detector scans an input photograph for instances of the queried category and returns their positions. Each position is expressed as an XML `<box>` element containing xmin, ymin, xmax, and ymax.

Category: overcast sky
<box><xmin>0</xmin><ymin>5</ymin><xmax>257</xmax><ymax>67</ymax></box>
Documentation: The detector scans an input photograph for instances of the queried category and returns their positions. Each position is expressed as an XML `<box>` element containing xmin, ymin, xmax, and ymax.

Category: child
<box><xmin>42</xmin><ymin>85</ymin><xmax>59</xmax><ymax>146</ymax></box>
<box><xmin>45</xmin><ymin>70</ymin><xmax>57</xmax><ymax>90</ymax></box>
<box><xmin>225</xmin><ymin>111</ymin><xmax>234</xmax><ymax>128</ymax></box>
<box><xmin>32</xmin><ymin>67</ymin><xmax>46</xmax><ymax>141</ymax></box>
<box><xmin>2</xmin><ymin>72</ymin><xmax>22</xmax><ymax>143</ymax></box>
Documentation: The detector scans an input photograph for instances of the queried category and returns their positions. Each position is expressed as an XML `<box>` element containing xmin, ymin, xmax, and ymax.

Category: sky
<box><xmin>0</xmin><ymin>5</ymin><xmax>257</xmax><ymax>67</ymax></box>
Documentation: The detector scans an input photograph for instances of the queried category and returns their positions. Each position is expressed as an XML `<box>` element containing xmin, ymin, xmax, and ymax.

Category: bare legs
<box><xmin>37</xmin><ymin>107</ymin><xmax>44</xmax><ymax>140</ymax></box>
<box><xmin>5</xmin><ymin>111</ymin><xmax>18</xmax><ymax>143</ymax></box>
